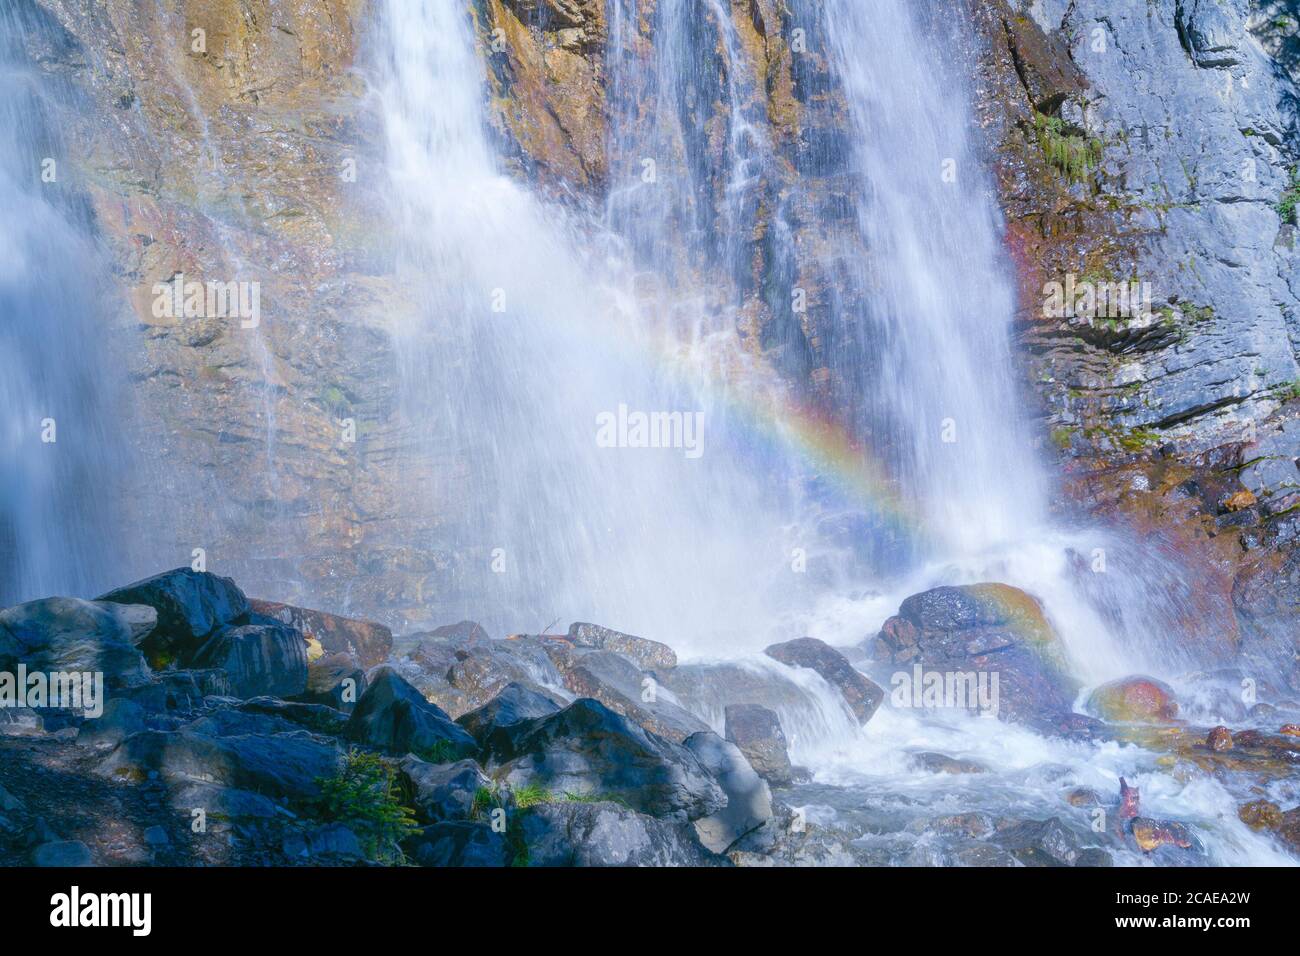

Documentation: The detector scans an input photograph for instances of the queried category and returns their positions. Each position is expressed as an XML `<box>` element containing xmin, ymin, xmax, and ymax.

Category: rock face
<box><xmin>764</xmin><ymin>637</ymin><xmax>884</xmax><ymax>725</ymax></box>
<box><xmin>342</xmin><ymin>667</ymin><xmax>478</xmax><ymax>762</ymax></box>
<box><xmin>189</xmin><ymin>622</ymin><xmax>308</xmax><ymax>699</ymax></box>
<box><xmin>455</xmin><ymin>681</ymin><xmax>562</xmax><ymax>748</ymax></box>
<box><xmin>872</xmin><ymin>583</ymin><xmax>1079</xmax><ymax>725</ymax></box>
<box><xmin>481</xmin><ymin>698</ymin><xmax>725</xmax><ymax>821</ymax></box>
<box><xmin>300</xmin><ymin>653</ymin><xmax>367</xmax><ymax>711</ymax></box>
<box><xmin>724</xmin><ymin>703</ymin><xmax>793</xmax><ymax>786</ymax></box>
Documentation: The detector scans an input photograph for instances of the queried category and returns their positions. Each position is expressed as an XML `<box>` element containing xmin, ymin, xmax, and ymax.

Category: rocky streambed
<box><xmin>1</xmin><ymin>567</ymin><xmax>1297</xmax><ymax>867</ymax></box>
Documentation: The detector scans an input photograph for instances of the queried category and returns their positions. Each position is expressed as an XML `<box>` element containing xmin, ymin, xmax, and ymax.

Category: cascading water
<box><xmin>0</xmin><ymin>1</ymin><xmax>133</xmax><ymax>605</ymax></box>
<box><xmin>372</xmin><ymin>0</ymin><xmax>1292</xmax><ymax>864</ymax></box>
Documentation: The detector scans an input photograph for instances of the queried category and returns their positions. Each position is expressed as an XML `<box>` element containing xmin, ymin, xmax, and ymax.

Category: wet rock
<box><xmin>872</xmin><ymin>583</ymin><xmax>1078</xmax><ymax>725</ymax></box>
<box><xmin>724</xmin><ymin>703</ymin><xmax>793</xmax><ymax>786</ymax></box>
<box><xmin>455</xmin><ymin>681</ymin><xmax>562</xmax><ymax>749</ymax></box>
<box><xmin>517</xmin><ymin>801</ymin><xmax>719</xmax><ymax>867</ymax></box>
<box><xmin>683</xmin><ymin>731</ymin><xmax>771</xmax><ymax>853</ymax></box>
<box><xmin>97</xmin><ymin>568</ymin><xmax>249</xmax><ymax>664</ymax></box>
<box><xmin>1064</xmin><ymin>787</ymin><xmax>1102</xmax><ymax>807</ymax></box>
<box><xmin>398</xmin><ymin>756</ymin><xmax>490</xmax><ymax>824</ymax></box>
<box><xmin>0</xmin><ymin>783</ymin><xmax>22</xmax><ymax>812</ymax></box>
<box><xmin>168</xmin><ymin>782</ymin><xmax>283</xmax><ymax>822</ymax></box>
<box><xmin>32</xmin><ymin>840</ymin><xmax>93</xmax><ymax>867</ymax></box>
<box><xmin>950</xmin><ymin>843</ymin><xmax>1019</xmax><ymax>867</ymax></box>
<box><xmin>77</xmin><ymin>698</ymin><xmax>146</xmax><ymax>749</ymax></box>
<box><xmin>404</xmin><ymin>821</ymin><xmax>510</xmax><ymax>867</ymax></box>
<box><xmin>928</xmin><ymin>812</ymin><xmax>995</xmax><ymax>839</ymax></box>
<box><xmin>1129</xmin><ymin>817</ymin><xmax>1195</xmax><ymax>853</ymax></box>
<box><xmin>143</xmin><ymin>825</ymin><xmax>169</xmax><ymax>847</ymax></box>
<box><xmin>727</xmin><ymin>803</ymin><xmax>857</xmax><ymax>867</ymax></box>
<box><xmin>764</xmin><ymin>637</ymin><xmax>883</xmax><ymax>725</ymax></box>
<box><xmin>1075</xmin><ymin>847</ymin><xmax>1114</xmax><ymax>867</ymax></box>
<box><xmin>396</xmin><ymin>628</ymin><xmax>564</xmax><ymax>718</ymax></box>
<box><xmin>189</xmin><ymin>622</ymin><xmax>308</xmax><ymax>699</ymax></box>
<box><xmin>299</xmin><ymin>652</ymin><xmax>366</xmax><ymax>711</ymax></box>
<box><xmin>97</xmin><ymin>729</ymin><xmax>342</xmax><ymax>800</ymax></box>
<box><xmin>1118</xmin><ymin>777</ymin><xmax>1141</xmax><ymax>821</ymax></box>
<box><xmin>1238</xmin><ymin>799</ymin><xmax>1283</xmax><ymax>831</ymax></box>
<box><xmin>342</xmin><ymin>667</ymin><xmax>478</xmax><ymax>762</ymax></box>
<box><xmin>1087</xmin><ymin>677</ymin><xmax>1179</xmax><ymax>724</ymax></box>
<box><xmin>559</xmin><ymin>649</ymin><xmax>708</xmax><ymax>742</ymax></box>
<box><xmin>911</xmin><ymin>752</ymin><xmax>988</xmax><ymax>775</ymax></box>
<box><xmin>482</xmin><ymin>698</ymin><xmax>724</xmax><ymax>821</ymax></box>
<box><xmin>0</xmin><ymin>597</ymin><xmax>152</xmax><ymax>688</ymax></box>
<box><xmin>1206</xmin><ymin>725</ymin><xmax>1233</xmax><ymax>751</ymax></box>
<box><xmin>997</xmin><ymin>817</ymin><xmax>1082</xmax><ymax>866</ymax></box>
<box><xmin>247</xmin><ymin>599</ymin><xmax>392</xmax><ymax>668</ymax></box>
<box><xmin>1281</xmin><ymin>724</ymin><xmax>1300</xmax><ymax>737</ymax></box>
<box><xmin>566</xmin><ymin>622</ymin><xmax>677</xmax><ymax>670</ymax></box>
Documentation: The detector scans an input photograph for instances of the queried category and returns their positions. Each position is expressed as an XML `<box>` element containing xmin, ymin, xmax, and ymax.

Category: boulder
<box><xmin>282</xmin><ymin>823</ymin><xmax>364</xmax><ymax>861</ymax></box>
<box><xmin>518</xmin><ymin>801</ymin><xmax>720</xmax><ymax>866</ymax></box>
<box><xmin>1129</xmin><ymin>817</ymin><xmax>1195</xmax><ymax>853</ymax></box>
<box><xmin>404</xmin><ymin>821</ymin><xmax>511</xmax><ymax>867</ymax></box>
<box><xmin>911</xmin><ymin>752</ymin><xmax>988</xmax><ymax>775</ymax></box>
<box><xmin>566</xmin><ymin>622</ymin><xmax>677</xmax><ymax>671</ymax></box>
<box><xmin>248</xmin><ymin>599</ymin><xmax>392</xmax><ymax>668</ymax></box>
<box><xmin>1087</xmin><ymin>677</ymin><xmax>1179</xmax><ymax>724</ymax></box>
<box><xmin>342</xmin><ymin>667</ymin><xmax>478</xmax><ymax>762</ymax></box>
<box><xmin>97</xmin><ymin>729</ymin><xmax>342</xmax><ymax>799</ymax></box>
<box><xmin>189</xmin><ymin>623</ymin><xmax>308</xmax><ymax>699</ymax></box>
<box><xmin>1206</xmin><ymin>725</ymin><xmax>1233</xmax><ymax>751</ymax></box>
<box><xmin>724</xmin><ymin>703</ymin><xmax>793</xmax><ymax>786</ymax></box>
<box><xmin>299</xmin><ymin>653</ymin><xmax>366</xmax><ymax>711</ymax></box>
<box><xmin>398</xmin><ymin>756</ymin><xmax>491</xmax><ymax>824</ymax></box>
<box><xmin>764</xmin><ymin>637</ymin><xmax>884</xmax><ymax>725</ymax></box>
<box><xmin>559</xmin><ymin>650</ymin><xmax>708</xmax><ymax>742</ymax></box>
<box><xmin>395</xmin><ymin>629</ymin><xmax>565</xmax><ymax>718</ymax></box>
<box><xmin>683</xmin><ymin>731</ymin><xmax>772</xmax><ymax>853</ymax></box>
<box><xmin>0</xmin><ymin>597</ymin><xmax>152</xmax><ymax>688</ymax></box>
<box><xmin>482</xmin><ymin>698</ymin><xmax>724</xmax><ymax>821</ymax></box>
<box><xmin>455</xmin><ymin>682</ymin><xmax>562</xmax><ymax>748</ymax></box>
<box><xmin>872</xmin><ymin>583</ymin><xmax>1079</xmax><ymax>725</ymax></box>
<box><xmin>97</xmin><ymin>568</ymin><xmax>249</xmax><ymax>664</ymax></box>
<box><xmin>997</xmin><ymin>817</ymin><xmax>1082</xmax><ymax>866</ymax></box>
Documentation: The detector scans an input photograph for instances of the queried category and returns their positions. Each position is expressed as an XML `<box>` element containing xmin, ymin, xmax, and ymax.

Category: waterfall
<box><xmin>0</xmin><ymin>1</ymin><xmax>131</xmax><ymax>605</ymax></box>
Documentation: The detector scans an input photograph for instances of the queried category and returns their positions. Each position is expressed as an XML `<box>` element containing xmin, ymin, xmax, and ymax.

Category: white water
<box><xmin>370</xmin><ymin>0</ymin><xmax>1294</xmax><ymax>865</ymax></box>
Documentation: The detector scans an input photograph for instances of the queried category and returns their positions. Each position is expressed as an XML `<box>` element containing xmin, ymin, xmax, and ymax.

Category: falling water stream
<box><xmin>373</xmin><ymin>0</ymin><xmax>1294</xmax><ymax>864</ymax></box>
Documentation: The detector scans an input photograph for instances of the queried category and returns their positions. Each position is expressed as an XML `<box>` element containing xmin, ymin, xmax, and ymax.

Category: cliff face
<box><xmin>17</xmin><ymin>0</ymin><xmax>1300</xmax><ymax>674</ymax></box>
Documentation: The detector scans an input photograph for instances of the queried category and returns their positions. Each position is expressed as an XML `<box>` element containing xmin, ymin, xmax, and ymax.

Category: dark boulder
<box><xmin>724</xmin><ymin>703</ymin><xmax>793</xmax><ymax>786</ymax></box>
<box><xmin>248</xmin><ymin>599</ymin><xmax>392</xmax><ymax>668</ymax></box>
<box><xmin>97</xmin><ymin>568</ymin><xmax>250</xmax><ymax>664</ymax></box>
<box><xmin>343</xmin><ymin>667</ymin><xmax>477</xmax><ymax>762</ymax></box>
<box><xmin>872</xmin><ymin>583</ymin><xmax>1079</xmax><ymax>726</ymax></box>
<box><xmin>764</xmin><ymin>637</ymin><xmax>884</xmax><ymax>725</ymax></box>
<box><xmin>189</xmin><ymin>623</ymin><xmax>307</xmax><ymax>699</ymax></box>
<box><xmin>236</xmin><ymin>697</ymin><xmax>349</xmax><ymax>736</ymax></box>
<box><xmin>997</xmin><ymin>817</ymin><xmax>1082</xmax><ymax>866</ymax></box>
<box><xmin>455</xmin><ymin>682</ymin><xmax>563</xmax><ymax>749</ymax></box>
<box><xmin>483</xmin><ymin>698</ymin><xmax>724</xmax><ymax>821</ymax></box>
<box><xmin>77</xmin><ymin>698</ymin><xmax>146</xmax><ymax>749</ymax></box>
<box><xmin>517</xmin><ymin>801</ymin><xmax>719</xmax><ymax>866</ymax></box>
<box><xmin>398</xmin><ymin>756</ymin><xmax>491</xmax><ymax>824</ymax></box>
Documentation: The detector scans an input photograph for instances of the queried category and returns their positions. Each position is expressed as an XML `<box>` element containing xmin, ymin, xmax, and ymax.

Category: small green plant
<box><xmin>511</xmin><ymin>783</ymin><xmax>552</xmax><ymax>809</ymax></box>
<box><xmin>1278</xmin><ymin>167</ymin><xmax>1300</xmax><ymax>225</ymax></box>
<box><xmin>316</xmin><ymin>749</ymin><xmax>420</xmax><ymax>864</ymax></box>
<box><xmin>1034</xmin><ymin>112</ymin><xmax>1103</xmax><ymax>184</ymax></box>
<box><xmin>1275</xmin><ymin>379</ymin><xmax>1300</xmax><ymax>402</ymax></box>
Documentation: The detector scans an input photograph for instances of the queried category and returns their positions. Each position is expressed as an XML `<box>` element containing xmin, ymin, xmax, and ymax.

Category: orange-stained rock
<box><xmin>1087</xmin><ymin>676</ymin><xmax>1179</xmax><ymax>724</ymax></box>
<box><xmin>1238</xmin><ymin>800</ymin><xmax>1283</xmax><ymax>831</ymax></box>
<box><xmin>1118</xmin><ymin>777</ymin><xmax>1140</xmax><ymax>821</ymax></box>
<box><xmin>1222</xmin><ymin>489</ymin><xmax>1258</xmax><ymax>512</ymax></box>
<box><xmin>1206</xmin><ymin>725</ymin><xmax>1233</xmax><ymax>751</ymax></box>
<box><xmin>1129</xmin><ymin>817</ymin><xmax>1193</xmax><ymax>853</ymax></box>
<box><xmin>1280</xmin><ymin>724</ymin><xmax>1300</xmax><ymax>737</ymax></box>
